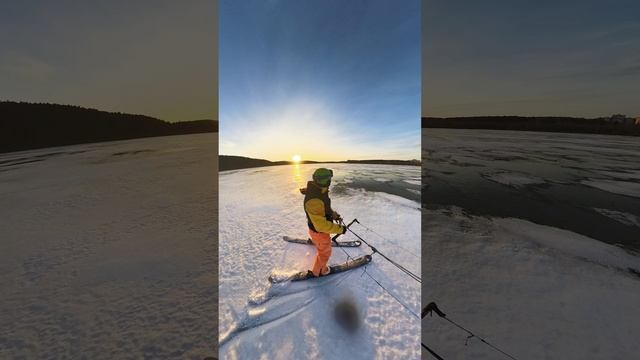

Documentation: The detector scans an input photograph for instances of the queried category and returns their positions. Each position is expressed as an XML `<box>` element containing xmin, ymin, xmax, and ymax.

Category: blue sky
<box><xmin>423</xmin><ymin>0</ymin><xmax>640</xmax><ymax>118</ymax></box>
<box><xmin>219</xmin><ymin>0</ymin><xmax>421</xmax><ymax>161</ymax></box>
<box><xmin>0</xmin><ymin>1</ymin><xmax>216</xmax><ymax>122</ymax></box>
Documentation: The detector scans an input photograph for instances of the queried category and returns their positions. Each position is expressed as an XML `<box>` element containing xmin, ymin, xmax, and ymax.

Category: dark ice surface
<box><xmin>423</xmin><ymin>129</ymin><xmax>640</xmax><ymax>251</ymax></box>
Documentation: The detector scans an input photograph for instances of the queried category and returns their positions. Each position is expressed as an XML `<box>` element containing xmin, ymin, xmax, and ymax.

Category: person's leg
<box><xmin>309</xmin><ymin>229</ymin><xmax>332</xmax><ymax>276</ymax></box>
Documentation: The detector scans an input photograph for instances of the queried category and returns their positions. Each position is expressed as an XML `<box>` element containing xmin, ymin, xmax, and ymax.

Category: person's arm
<box><xmin>305</xmin><ymin>199</ymin><xmax>344</xmax><ymax>234</ymax></box>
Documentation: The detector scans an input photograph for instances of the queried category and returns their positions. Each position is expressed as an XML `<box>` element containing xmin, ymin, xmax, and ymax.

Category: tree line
<box><xmin>0</xmin><ymin>101</ymin><xmax>217</xmax><ymax>153</ymax></box>
<box><xmin>422</xmin><ymin>116</ymin><xmax>640</xmax><ymax>136</ymax></box>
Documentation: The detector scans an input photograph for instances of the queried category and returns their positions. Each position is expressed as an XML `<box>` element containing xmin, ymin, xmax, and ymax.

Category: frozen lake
<box><xmin>0</xmin><ymin>134</ymin><xmax>218</xmax><ymax>359</ymax></box>
<box><xmin>423</xmin><ymin>129</ymin><xmax>640</xmax><ymax>250</ymax></box>
<box><xmin>422</xmin><ymin>129</ymin><xmax>640</xmax><ymax>359</ymax></box>
<box><xmin>219</xmin><ymin>163</ymin><xmax>421</xmax><ymax>359</ymax></box>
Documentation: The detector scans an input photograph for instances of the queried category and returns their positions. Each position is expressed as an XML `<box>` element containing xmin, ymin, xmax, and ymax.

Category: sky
<box><xmin>0</xmin><ymin>1</ymin><xmax>217</xmax><ymax>122</ymax></box>
<box><xmin>423</xmin><ymin>0</ymin><xmax>640</xmax><ymax>118</ymax></box>
<box><xmin>219</xmin><ymin>0</ymin><xmax>421</xmax><ymax>162</ymax></box>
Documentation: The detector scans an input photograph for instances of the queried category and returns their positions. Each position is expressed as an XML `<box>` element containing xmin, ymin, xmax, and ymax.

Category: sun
<box><xmin>292</xmin><ymin>154</ymin><xmax>302</xmax><ymax>163</ymax></box>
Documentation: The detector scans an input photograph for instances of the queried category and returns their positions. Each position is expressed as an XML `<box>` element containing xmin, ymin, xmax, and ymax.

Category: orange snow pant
<box><xmin>309</xmin><ymin>229</ymin><xmax>332</xmax><ymax>277</ymax></box>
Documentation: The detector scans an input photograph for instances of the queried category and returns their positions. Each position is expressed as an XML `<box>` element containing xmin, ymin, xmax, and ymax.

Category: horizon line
<box><xmin>219</xmin><ymin>154</ymin><xmax>421</xmax><ymax>163</ymax></box>
<box><xmin>1</xmin><ymin>99</ymin><xmax>218</xmax><ymax>123</ymax></box>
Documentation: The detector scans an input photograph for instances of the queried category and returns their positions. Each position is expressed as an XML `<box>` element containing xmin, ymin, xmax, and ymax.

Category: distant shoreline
<box><xmin>219</xmin><ymin>155</ymin><xmax>420</xmax><ymax>172</ymax></box>
<box><xmin>0</xmin><ymin>101</ymin><xmax>218</xmax><ymax>154</ymax></box>
<box><xmin>422</xmin><ymin>116</ymin><xmax>640</xmax><ymax>136</ymax></box>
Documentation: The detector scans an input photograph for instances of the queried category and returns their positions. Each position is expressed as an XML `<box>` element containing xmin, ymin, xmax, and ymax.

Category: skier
<box><xmin>301</xmin><ymin>168</ymin><xmax>347</xmax><ymax>277</ymax></box>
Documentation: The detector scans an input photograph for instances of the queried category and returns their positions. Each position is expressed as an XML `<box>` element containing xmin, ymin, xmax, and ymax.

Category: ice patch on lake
<box><xmin>593</xmin><ymin>208</ymin><xmax>640</xmax><ymax>228</ymax></box>
<box><xmin>343</xmin><ymin>187</ymin><xmax>420</xmax><ymax>210</ymax></box>
<box><xmin>594</xmin><ymin>169</ymin><xmax>640</xmax><ymax>181</ymax></box>
<box><xmin>481</xmin><ymin>171</ymin><xmax>546</xmax><ymax>188</ymax></box>
<box><xmin>581</xmin><ymin>179</ymin><xmax>640</xmax><ymax>198</ymax></box>
<box><xmin>402</xmin><ymin>179</ymin><xmax>421</xmax><ymax>186</ymax></box>
<box><xmin>496</xmin><ymin>217</ymin><xmax>640</xmax><ymax>272</ymax></box>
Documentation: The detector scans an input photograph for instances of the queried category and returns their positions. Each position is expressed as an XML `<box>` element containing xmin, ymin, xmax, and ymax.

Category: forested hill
<box><xmin>422</xmin><ymin>116</ymin><xmax>640</xmax><ymax>136</ymax></box>
<box><xmin>219</xmin><ymin>155</ymin><xmax>420</xmax><ymax>171</ymax></box>
<box><xmin>0</xmin><ymin>101</ymin><xmax>218</xmax><ymax>153</ymax></box>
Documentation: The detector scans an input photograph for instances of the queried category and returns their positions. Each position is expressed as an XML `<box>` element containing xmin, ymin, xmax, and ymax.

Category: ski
<box><xmin>268</xmin><ymin>254</ymin><xmax>372</xmax><ymax>283</ymax></box>
<box><xmin>282</xmin><ymin>236</ymin><xmax>361</xmax><ymax>247</ymax></box>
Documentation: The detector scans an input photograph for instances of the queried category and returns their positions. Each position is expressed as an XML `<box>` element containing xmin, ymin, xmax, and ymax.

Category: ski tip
<box><xmin>355</xmin><ymin>240</ymin><xmax>362</xmax><ymax>246</ymax></box>
<box><xmin>364</xmin><ymin>254</ymin><xmax>372</xmax><ymax>261</ymax></box>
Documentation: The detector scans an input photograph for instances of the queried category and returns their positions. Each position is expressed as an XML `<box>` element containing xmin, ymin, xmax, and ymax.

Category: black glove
<box><xmin>334</xmin><ymin>211</ymin><xmax>342</xmax><ymax>222</ymax></box>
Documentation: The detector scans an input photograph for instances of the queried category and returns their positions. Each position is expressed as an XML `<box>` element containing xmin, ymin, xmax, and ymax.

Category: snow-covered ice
<box><xmin>581</xmin><ymin>179</ymin><xmax>640</xmax><ymax>198</ymax></box>
<box><xmin>594</xmin><ymin>169</ymin><xmax>640</xmax><ymax>181</ymax></box>
<box><xmin>481</xmin><ymin>171</ymin><xmax>546</xmax><ymax>188</ymax></box>
<box><xmin>422</xmin><ymin>207</ymin><xmax>640</xmax><ymax>359</ymax></box>
<box><xmin>402</xmin><ymin>179</ymin><xmax>422</xmax><ymax>186</ymax></box>
<box><xmin>423</xmin><ymin>129</ymin><xmax>640</xmax><ymax>359</ymax></box>
<box><xmin>0</xmin><ymin>134</ymin><xmax>218</xmax><ymax>359</ymax></box>
<box><xmin>593</xmin><ymin>208</ymin><xmax>640</xmax><ymax>228</ymax></box>
<box><xmin>219</xmin><ymin>163</ymin><xmax>421</xmax><ymax>359</ymax></box>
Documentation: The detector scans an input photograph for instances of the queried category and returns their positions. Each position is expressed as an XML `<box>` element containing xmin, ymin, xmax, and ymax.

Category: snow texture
<box><xmin>0</xmin><ymin>134</ymin><xmax>218</xmax><ymax>359</ymax></box>
<box><xmin>424</xmin><ymin>129</ymin><xmax>640</xmax><ymax>191</ymax></box>
<box><xmin>403</xmin><ymin>179</ymin><xmax>422</xmax><ymax>186</ymax></box>
<box><xmin>422</xmin><ymin>207</ymin><xmax>640</xmax><ymax>360</ymax></box>
<box><xmin>481</xmin><ymin>171</ymin><xmax>546</xmax><ymax>188</ymax></box>
<box><xmin>423</xmin><ymin>129</ymin><xmax>640</xmax><ymax>359</ymax></box>
<box><xmin>593</xmin><ymin>208</ymin><xmax>640</xmax><ymax>228</ymax></box>
<box><xmin>219</xmin><ymin>163</ymin><xmax>421</xmax><ymax>359</ymax></box>
<box><xmin>581</xmin><ymin>179</ymin><xmax>640</xmax><ymax>198</ymax></box>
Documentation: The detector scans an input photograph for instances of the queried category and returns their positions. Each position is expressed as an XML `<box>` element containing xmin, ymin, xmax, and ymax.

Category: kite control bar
<box><xmin>332</xmin><ymin>218</ymin><xmax>357</xmax><ymax>243</ymax></box>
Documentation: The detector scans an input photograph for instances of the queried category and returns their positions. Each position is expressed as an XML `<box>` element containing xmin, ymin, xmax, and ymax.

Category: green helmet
<box><xmin>312</xmin><ymin>168</ymin><xmax>333</xmax><ymax>187</ymax></box>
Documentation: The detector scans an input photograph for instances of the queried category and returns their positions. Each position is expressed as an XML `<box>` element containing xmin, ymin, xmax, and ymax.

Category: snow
<box><xmin>422</xmin><ymin>129</ymin><xmax>640</xmax><ymax>359</ymax></box>
<box><xmin>594</xmin><ymin>169</ymin><xmax>640</xmax><ymax>181</ymax></box>
<box><xmin>581</xmin><ymin>179</ymin><xmax>640</xmax><ymax>198</ymax></box>
<box><xmin>0</xmin><ymin>134</ymin><xmax>218</xmax><ymax>359</ymax></box>
<box><xmin>593</xmin><ymin>208</ymin><xmax>640</xmax><ymax>228</ymax></box>
<box><xmin>219</xmin><ymin>163</ymin><xmax>421</xmax><ymax>359</ymax></box>
<box><xmin>481</xmin><ymin>171</ymin><xmax>546</xmax><ymax>188</ymax></box>
<box><xmin>402</xmin><ymin>179</ymin><xmax>422</xmax><ymax>186</ymax></box>
<box><xmin>422</xmin><ymin>207</ymin><xmax>640</xmax><ymax>359</ymax></box>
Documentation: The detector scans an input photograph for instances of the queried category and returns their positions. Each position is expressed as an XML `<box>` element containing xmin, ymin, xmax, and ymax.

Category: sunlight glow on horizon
<box><xmin>292</xmin><ymin>154</ymin><xmax>301</xmax><ymax>163</ymax></box>
<box><xmin>220</xmin><ymin>1</ymin><xmax>421</xmax><ymax>162</ymax></box>
<box><xmin>220</xmin><ymin>99</ymin><xmax>420</xmax><ymax>162</ymax></box>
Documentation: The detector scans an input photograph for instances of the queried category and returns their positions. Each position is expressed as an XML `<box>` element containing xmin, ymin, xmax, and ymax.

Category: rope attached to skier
<box><xmin>334</xmin><ymin>219</ymin><xmax>420</xmax><ymax>314</ymax></box>
<box><xmin>422</xmin><ymin>302</ymin><xmax>519</xmax><ymax>360</ymax></box>
<box><xmin>340</xmin><ymin>219</ymin><xmax>421</xmax><ymax>284</ymax></box>
<box><xmin>356</xmin><ymin>221</ymin><xmax>420</xmax><ymax>260</ymax></box>
<box><xmin>332</xmin><ymin>217</ymin><xmax>426</xmax><ymax>357</ymax></box>
<box><xmin>359</xmin><ymin>265</ymin><xmax>440</xmax><ymax>358</ymax></box>
<box><xmin>422</xmin><ymin>343</ymin><xmax>445</xmax><ymax>360</ymax></box>
<box><xmin>331</xmin><ymin>219</ymin><xmax>517</xmax><ymax>360</ymax></box>
<box><xmin>360</xmin><ymin>266</ymin><xmax>420</xmax><ymax>319</ymax></box>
